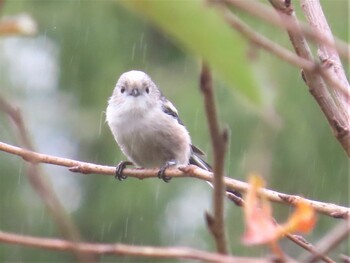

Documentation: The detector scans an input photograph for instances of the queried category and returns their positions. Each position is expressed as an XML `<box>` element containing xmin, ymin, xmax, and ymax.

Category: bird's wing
<box><xmin>160</xmin><ymin>96</ymin><xmax>211</xmax><ymax>171</ymax></box>
<box><xmin>161</xmin><ymin>98</ymin><xmax>184</xmax><ymax>126</ymax></box>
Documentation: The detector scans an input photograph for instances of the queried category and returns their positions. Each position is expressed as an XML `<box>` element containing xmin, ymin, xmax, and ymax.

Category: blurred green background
<box><xmin>0</xmin><ymin>0</ymin><xmax>348</xmax><ymax>262</ymax></box>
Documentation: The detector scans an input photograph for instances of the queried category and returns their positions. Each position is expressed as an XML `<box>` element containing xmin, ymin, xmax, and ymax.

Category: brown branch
<box><xmin>217</xmin><ymin>6</ymin><xmax>350</xmax><ymax>103</ymax></box>
<box><xmin>220</xmin><ymin>0</ymin><xmax>350</xmax><ymax>155</ymax></box>
<box><xmin>300</xmin><ymin>0</ymin><xmax>350</xmax><ymax>119</ymax></box>
<box><xmin>0</xmin><ymin>140</ymin><xmax>346</xmax><ymax>261</ymax></box>
<box><xmin>200</xmin><ymin>64</ymin><xmax>228</xmax><ymax>254</ymax></box>
<box><xmin>0</xmin><ymin>230</ymin><xmax>286</xmax><ymax>263</ymax></box>
<box><xmin>0</xmin><ymin>96</ymin><xmax>34</xmax><ymax>149</ymax></box>
<box><xmin>303</xmin><ymin>220</ymin><xmax>350</xmax><ymax>263</ymax></box>
<box><xmin>222</xmin><ymin>0</ymin><xmax>349</xmax><ymax>60</ymax></box>
<box><xmin>0</xmin><ymin>96</ymin><xmax>93</xmax><ymax>262</ymax></box>
<box><xmin>217</xmin><ymin>0</ymin><xmax>350</xmax><ymax>156</ymax></box>
<box><xmin>0</xmin><ymin>141</ymin><xmax>348</xmax><ymax>219</ymax></box>
<box><xmin>286</xmin><ymin>234</ymin><xmax>335</xmax><ymax>263</ymax></box>
<box><xmin>262</xmin><ymin>1</ymin><xmax>350</xmax><ymax>157</ymax></box>
<box><xmin>219</xmin><ymin>6</ymin><xmax>315</xmax><ymax>71</ymax></box>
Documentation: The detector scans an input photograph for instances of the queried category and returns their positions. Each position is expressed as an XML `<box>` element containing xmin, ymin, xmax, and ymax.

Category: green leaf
<box><xmin>118</xmin><ymin>0</ymin><xmax>261</xmax><ymax>105</ymax></box>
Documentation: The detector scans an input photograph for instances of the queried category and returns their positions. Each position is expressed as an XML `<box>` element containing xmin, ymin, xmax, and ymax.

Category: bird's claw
<box><xmin>115</xmin><ymin>161</ymin><xmax>133</xmax><ymax>181</ymax></box>
<box><xmin>157</xmin><ymin>160</ymin><xmax>177</xmax><ymax>183</ymax></box>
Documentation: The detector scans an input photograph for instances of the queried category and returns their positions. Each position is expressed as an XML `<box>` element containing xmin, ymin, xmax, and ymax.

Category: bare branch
<box><xmin>200</xmin><ymin>64</ymin><xmax>228</xmax><ymax>254</ymax></box>
<box><xmin>219</xmin><ymin>5</ymin><xmax>315</xmax><ymax>71</ymax></box>
<box><xmin>222</xmin><ymin>0</ymin><xmax>349</xmax><ymax>60</ymax></box>
<box><xmin>286</xmin><ymin>234</ymin><xmax>335</xmax><ymax>263</ymax></box>
<box><xmin>300</xmin><ymin>0</ymin><xmax>350</xmax><ymax>120</ymax></box>
<box><xmin>303</xmin><ymin>220</ymin><xmax>350</xmax><ymax>263</ymax></box>
<box><xmin>0</xmin><ymin>141</ymin><xmax>348</xmax><ymax>219</ymax></box>
<box><xmin>263</xmin><ymin>1</ymin><xmax>350</xmax><ymax>157</ymax></box>
<box><xmin>0</xmin><ymin>96</ymin><xmax>93</xmax><ymax>262</ymax></box>
<box><xmin>0</xmin><ymin>230</ymin><xmax>285</xmax><ymax>263</ymax></box>
<box><xmin>217</xmin><ymin>6</ymin><xmax>350</xmax><ymax>103</ymax></box>
<box><xmin>0</xmin><ymin>96</ymin><xmax>34</xmax><ymax>149</ymax></box>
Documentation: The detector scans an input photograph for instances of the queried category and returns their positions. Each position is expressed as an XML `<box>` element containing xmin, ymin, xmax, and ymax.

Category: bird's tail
<box><xmin>189</xmin><ymin>153</ymin><xmax>212</xmax><ymax>172</ymax></box>
<box><xmin>189</xmin><ymin>150</ymin><xmax>242</xmax><ymax>203</ymax></box>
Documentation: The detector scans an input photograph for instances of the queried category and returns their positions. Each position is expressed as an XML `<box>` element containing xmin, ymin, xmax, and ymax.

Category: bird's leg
<box><xmin>158</xmin><ymin>160</ymin><xmax>177</xmax><ymax>183</ymax></box>
<box><xmin>115</xmin><ymin>161</ymin><xmax>133</xmax><ymax>181</ymax></box>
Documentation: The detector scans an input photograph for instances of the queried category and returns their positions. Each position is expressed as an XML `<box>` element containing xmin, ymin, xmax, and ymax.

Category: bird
<box><xmin>106</xmin><ymin>70</ymin><xmax>211</xmax><ymax>182</ymax></box>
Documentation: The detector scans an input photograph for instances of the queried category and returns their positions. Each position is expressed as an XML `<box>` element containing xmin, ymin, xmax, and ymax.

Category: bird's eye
<box><xmin>120</xmin><ymin>87</ymin><xmax>125</xmax><ymax>94</ymax></box>
<box><xmin>145</xmin><ymin>87</ymin><xmax>150</xmax><ymax>94</ymax></box>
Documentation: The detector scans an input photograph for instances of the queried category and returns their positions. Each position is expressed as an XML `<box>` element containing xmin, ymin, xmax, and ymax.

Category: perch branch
<box><xmin>200</xmin><ymin>64</ymin><xmax>228</xmax><ymax>254</ymax></box>
<box><xmin>0</xmin><ymin>230</ymin><xmax>286</xmax><ymax>263</ymax></box>
<box><xmin>0</xmin><ymin>141</ymin><xmax>348</xmax><ymax>219</ymax></box>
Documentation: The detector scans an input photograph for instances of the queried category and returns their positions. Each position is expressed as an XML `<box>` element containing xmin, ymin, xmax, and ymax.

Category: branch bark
<box><xmin>200</xmin><ymin>64</ymin><xmax>228</xmax><ymax>254</ymax></box>
<box><xmin>0</xmin><ymin>230</ymin><xmax>277</xmax><ymax>263</ymax></box>
<box><xmin>0</xmin><ymin>96</ymin><xmax>93</xmax><ymax>262</ymax></box>
<box><xmin>303</xmin><ymin>220</ymin><xmax>350</xmax><ymax>263</ymax></box>
<box><xmin>222</xmin><ymin>0</ymin><xmax>350</xmax><ymax>157</ymax></box>
<box><xmin>222</xmin><ymin>0</ymin><xmax>349</xmax><ymax>60</ymax></box>
<box><xmin>218</xmin><ymin>5</ymin><xmax>349</xmax><ymax>103</ymax></box>
<box><xmin>0</xmin><ymin>141</ymin><xmax>348</xmax><ymax>219</ymax></box>
<box><xmin>266</xmin><ymin>1</ymin><xmax>350</xmax><ymax>157</ymax></box>
<box><xmin>300</xmin><ymin>0</ymin><xmax>350</xmax><ymax>120</ymax></box>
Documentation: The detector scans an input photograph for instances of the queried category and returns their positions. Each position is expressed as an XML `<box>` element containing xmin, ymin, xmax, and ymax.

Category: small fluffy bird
<box><xmin>106</xmin><ymin>70</ymin><xmax>210</xmax><ymax>182</ymax></box>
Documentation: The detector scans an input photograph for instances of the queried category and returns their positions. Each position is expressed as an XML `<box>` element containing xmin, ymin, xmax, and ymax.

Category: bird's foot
<box><xmin>115</xmin><ymin>161</ymin><xmax>133</xmax><ymax>181</ymax></box>
<box><xmin>158</xmin><ymin>160</ymin><xmax>177</xmax><ymax>183</ymax></box>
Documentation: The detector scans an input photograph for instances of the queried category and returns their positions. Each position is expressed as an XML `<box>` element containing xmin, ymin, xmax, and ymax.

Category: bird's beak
<box><xmin>129</xmin><ymin>88</ymin><xmax>140</xmax><ymax>97</ymax></box>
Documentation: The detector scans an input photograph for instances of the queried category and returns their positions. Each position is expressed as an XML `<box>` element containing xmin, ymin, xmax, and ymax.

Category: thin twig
<box><xmin>0</xmin><ymin>96</ymin><xmax>93</xmax><ymax>262</ymax></box>
<box><xmin>200</xmin><ymin>64</ymin><xmax>228</xmax><ymax>254</ymax></box>
<box><xmin>0</xmin><ymin>96</ymin><xmax>34</xmax><ymax>149</ymax></box>
<box><xmin>303</xmin><ymin>220</ymin><xmax>350</xmax><ymax>263</ymax></box>
<box><xmin>0</xmin><ymin>230</ymin><xmax>285</xmax><ymax>263</ymax></box>
<box><xmin>286</xmin><ymin>234</ymin><xmax>335</xmax><ymax>263</ymax></box>
<box><xmin>300</xmin><ymin>0</ymin><xmax>350</xmax><ymax>120</ymax></box>
<box><xmin>0</xmin><ymin>141</ymin><xmax>348</xmax><ymax>219</ymax></box>
<box><xmin>221</xmin><ymin>0</ymin><xmax>349</xmax><ymax>60</ymax></box>
<box><xmin>219</xmin><ymin>6</ymin><xmax>316</xmax><ymax>71</ymax></box>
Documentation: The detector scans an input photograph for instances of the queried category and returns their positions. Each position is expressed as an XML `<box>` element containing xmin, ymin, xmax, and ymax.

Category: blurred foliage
<box><xmin>0</xmin><ymin>0</ymin><xmax>348</xmax><ymax>262</ymax></box>
<box><xmin>120</xmin><ymin>0</ymin><xmax>261</xmax><ymax>105</ymax></box>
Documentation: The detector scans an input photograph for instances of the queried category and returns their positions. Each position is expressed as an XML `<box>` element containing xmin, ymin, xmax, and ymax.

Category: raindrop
<box><xmin>98</xmin><ymin>111</ymin><xmax>105</xmax><ymax>137</ymax></box>
<box><xmin>131</xmin><ymin>43</ymin><xmax>136</xmax><ymax>61</ymax></box>
<box><xmin>17</xmin><ymin>163</ymin><xmax>23</xmax><ymax>185</ymax></box>
<box><xmin>142</xmin><ymin>44</ymin><xmax>148</xmax><ymax>64</ymax></box>
<box><xmin>139</xmin><ymin>32</ymin><xmax>144</xmax><ymax>49</ymax></box>
<box><xmin>124</xmin><ymin>217</ymin><xmax>129</xmax><ymax>238</ymax></box>
<box><xmin>100</xmin><ymin>224</ymin><xmax>106</xmax><ymax>240</ymax></box>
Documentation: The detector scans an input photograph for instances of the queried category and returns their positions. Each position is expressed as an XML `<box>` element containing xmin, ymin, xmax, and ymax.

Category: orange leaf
<box><xmin>242</xmin><ymin>175</ymin><xmax>277</xmax><ymax>245</ymax></box>
<box><xmin>241</xmin><ymin>175</ymin><xmax>316</xmax><ymax>246</ymax></box>
<box><xmin>278</xmin><ymin>200</ymin><xmax>316</xmax><ymax>236</ymax></box>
